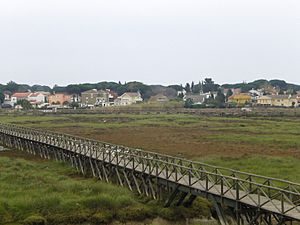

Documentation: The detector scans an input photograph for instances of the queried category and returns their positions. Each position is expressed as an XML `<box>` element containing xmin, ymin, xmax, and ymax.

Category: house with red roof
<box><xmin>11</xmin><ymin>92</ymin><xmax>31</xmax><ymax>104</ymax></box>
<box><xmin>11</xmin><ymin>91</ymin><xmax>50</xmax><ymax>108</ymax></box>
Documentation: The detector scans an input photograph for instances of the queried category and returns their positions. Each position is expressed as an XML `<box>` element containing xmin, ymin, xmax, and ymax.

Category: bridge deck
<box><xmin>102</xmin><ymin>156</ymin><xmax>300</xmax><ymax>220</ymax></box>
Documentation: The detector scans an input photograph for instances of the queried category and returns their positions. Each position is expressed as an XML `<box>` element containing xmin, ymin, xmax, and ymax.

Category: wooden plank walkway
<box><xmin>101</xmin><ymin>156</ymin><xmax>300</xmax><ymax>220</ymax></box>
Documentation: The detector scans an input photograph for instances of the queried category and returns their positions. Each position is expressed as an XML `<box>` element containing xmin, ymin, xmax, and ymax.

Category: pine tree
<box><xmin>185</xmin><ymin>83</ymin><xmax>191</xmax><ymax>93</ymax></box>
<box><xmin>191</xmin><ymin>81</ymin><xmax>194</xmax><ymax>93</ymax></box>
<box><xmin>226</xmin><ymin>89</ymin><xmax>233</xmax><ymax>101</ymax></box>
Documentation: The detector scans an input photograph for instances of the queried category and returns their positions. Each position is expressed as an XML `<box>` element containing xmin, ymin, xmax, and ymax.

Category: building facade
<box><xmin>81</xmin><ymin>89</ymin><xmax>110</xmax><ymax>107</ymax></box>
<box><xmin>49</xmin><ymin>93</ymin><xmax>72</xmax><ymax>105</ymax></box>
<box><xmin>11</xmin><ymin>92</ymin><xmax>32</xmax><ymax>104</ymax></box>
<box><xmin>114</xmin><ymin>92</ymin><xmax>143</xmax><ymax>106</ymax></box>
<box><xmin>149</xmin><ymin>94</ymin><xmax>169</xmax><ymax>103</ymax></box>
<box><xmin>27</xmin><ymin>92</ymin><xmax>50</xmax><ymax>105</ymax></box>
<box><xmin>257</xmin><ymin>95</ymin><xmax>298</xmax><ymax>107</ymax></box>
<box><xmin>228</xmin><ymin>94</ymin><xmax>252</xmax><ymax>106</ymax></box>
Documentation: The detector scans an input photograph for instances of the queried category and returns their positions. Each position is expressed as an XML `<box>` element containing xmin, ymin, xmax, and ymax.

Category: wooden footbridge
<box><xmin>0</xmin><ymin>123</ymin><xmax>300</xmax><ymax>225</ymax></box>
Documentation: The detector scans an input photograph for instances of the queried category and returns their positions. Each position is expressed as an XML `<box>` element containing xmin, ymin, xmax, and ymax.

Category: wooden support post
<box><xmin>183</xmin><ymin>195</ymin><xmax>196</xmax><ymax>208</ymax></box>
<box><xmin>164</xmin><ymin>186</ymin><xmax>179</xmax><ymax>207</ymax></box>
<box><xmin>78</xmin><ymin>156</ymin><xmax>85</xmax><ymax>175</ymax></box>
<box><xmin>123</xmin><ymin>170</ymin><xmax>133</xmax><ymax>191</ymax></box>
<box><xmin>209</xmin><ymin>195</ymin><xmax>228</xmax><ymax>225</ymax></box>
<box><xmin>89</xmin><ymin>158</ymin><xmax>96</xmax><ymax>177</ymax></box>
<box><xmin>176</xmin><ymin>192</ymin><xmax>188</xmax><ymax>206</ymax></box>
<box><xmin>132</xmin><ymin>173</ymin><xmax>142</xmax><ymax>195</ymax></box>
<box><xmin>94</xmin><ymin>161</ymin><xmax>103</xmax><ymax>180</ymax></box>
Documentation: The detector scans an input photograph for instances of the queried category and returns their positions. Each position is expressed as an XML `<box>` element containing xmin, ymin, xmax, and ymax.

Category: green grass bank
<box><xmin>0</xmin><ymin>151</ymin><xmax>213</xmax><ymax>225</ymax></box>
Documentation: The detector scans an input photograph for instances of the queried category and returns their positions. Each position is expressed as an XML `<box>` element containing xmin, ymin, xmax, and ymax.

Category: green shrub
<box><xmin>91</xmin><ymin>210</ymin><xmax>114</xmax><ymax>224</ymax></box>
<box><xmin>3</xmin><ymin>223</ymin><xmax>23</xmax><ymax>225</ymax></box>
<box><xmin>182</xmin><ymin>198</ymin><xmax>212</xmax><ymax>218</ymax></box>
<box><xmin>116</xmin><ymin>205</ymin><xmax>153</xmax><ymax>222</ymax></box>
<box><xmin>0</xmin><ymin>203</ymin><xmax>12</xmax><ymax>223</ymax></box>
<box><xmin>32</xmin><ymin>196</ymin><xmax>61</xmax><ymax>213</ymax></box>
<box><xmin>47</xmin><ymin>211</ymin><xmax>90</xmax><ymax>224</ymax></box>
<box><xmin>158</xmin><ymin>198</ymin><xmax>212</xmax><ymax>221</ymax></box>
<box><xmin>158</xmin><ymin>207</ymin><xmax>180</xmax><ymax>221</ymax></box>
<box><xmin>82</xmin><ymin>194</ymin><xmax>116</xmax><ymax>210</ymax></box>
<box><xmin>114</xmin><ymin>195</ymin><xmax>135</xmax><ymax>208</ymax></box>
<box><xmin>23</xmin><ymin>215</ymin><xmax>47</xmax><ymax>225</ymax></box>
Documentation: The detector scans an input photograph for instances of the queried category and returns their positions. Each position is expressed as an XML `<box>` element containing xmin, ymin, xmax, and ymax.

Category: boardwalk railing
<box><xmin>0</xmin><ymin>123</ymin><xmax>299</xmax><ymax>224</ymax></box>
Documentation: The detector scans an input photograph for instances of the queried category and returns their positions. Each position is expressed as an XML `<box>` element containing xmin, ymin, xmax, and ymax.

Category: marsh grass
<box><xmin>0</xmin><ymin>153</ymin><xmax>212</xmax><ymax>225</ymax></box>
<box><xmin>2</xmin><ymin>113</ymin><xmax>300</xmax><ymax>151</ymax></box>
<box><xmin>1</xmin><ymin>113</ymin><xmax>300</xmax><ymax>175</ymax></box>
<box><xmin>200</xmin><ymin>155</ymin><xmax>300</xmax><ymax>183</ymax></box>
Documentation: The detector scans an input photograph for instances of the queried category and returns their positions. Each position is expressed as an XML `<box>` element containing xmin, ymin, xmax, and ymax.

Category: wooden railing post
<box><xmin>206</xmin><ymin>174</ymin><xmax>209</xmax><ymax>191</ymax></box>
<box><xmin>235</xmin><ymin>178</ymin><xmax>240</xmax><ymax>201</ymax></box>
<box><xmin>221</xmin><ymin>177</ymin><xmax>224</xmax><ymax>196</ymax></box>
<box><xmin>248</xmin><ymin>175</ymin><xmax>252</xmax><ymax>193</ymax></box>
<box><xmin>281</xmin><ymin>192</ymin><xmax>285</xmax><ymax>214</ymax></box>
<box><xmin>175</xmin><ymin>166</ymin><xmax>178</xmax><ymax>182</ymax></box>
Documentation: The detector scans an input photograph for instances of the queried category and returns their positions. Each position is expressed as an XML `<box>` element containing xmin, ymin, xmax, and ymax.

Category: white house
<box><xmin>4</xmin><ymin>92</ymin><xmax>11</xmax><ymax>101</ymax></box>
<box><xmin>11</xmin><ymin>92</ymin><xmax>32</xmax><ymax>104</ymax></box>
<box><xmin>27</xmin><ymin>92</ymin><xmax>49</xmax><ymax>105</ymax></box>
<box><xmin>183</xmin><ymin>91</ymin><xmax>216</xmax><ymax>105</ymax></box>
<box><xmin>70</xmin><ymin>94</ymin><xmax>81</xmax><ymax>103</ymax></box>
<box><xmin>114</xmin><ymin>92</ymin><xmax>143</xmax><ymax>106</ymax></box>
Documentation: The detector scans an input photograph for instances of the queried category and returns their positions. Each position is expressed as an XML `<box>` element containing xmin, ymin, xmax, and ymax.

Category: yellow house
<box><xmin>256</xmin><ymin>96</ymin><xmax>272</xmax><ymax>106</ymax></box>
<box><xmin>257</xmin><ymin>95</ymin><xmax>298</xmax><ymax>107</ymax></box>
<box><xmin>228</xmin><ymin>94</ymin><xmax>251</xmax><ymax>105</ymax></box>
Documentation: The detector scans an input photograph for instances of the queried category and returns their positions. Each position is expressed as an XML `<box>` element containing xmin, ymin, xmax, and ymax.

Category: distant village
<box><xmin>185</xmin><ymin>87</ymin><xmax>300</xmax><ymax>108</ymax></box>
<box><xmin>0</xmin><ymin>89</ymin><xmax>145</xmax><ymax>110</ymax></box>
<box><xmin>0</xmin><ymin>79</ymin><xmax>300</xmax><ymax>110</ymax></box>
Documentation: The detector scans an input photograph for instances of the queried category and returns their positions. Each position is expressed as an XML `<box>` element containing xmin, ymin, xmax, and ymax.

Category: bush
<box><xmin>114</xmin><ymin>195</ymin><xmax>135</xmax><ymax>208</ymax></box>
<box><xmin>91</xmin><ymin>210</ymin><xmax>114</xmax><ymax>224</ymax></box>
<box><xmin>227</xmin><ymin>102</ymin><xmax>238</xmax><ymax>108</ymax></box>
<box><xmin>0</xmin><ymin>203</ymin><xmax>12</xmax><ymax>223</ymax></box>
<box><xmin>82</xmin><ymin>194</ymin><xmax>116</xmax><ymax>210</ymax></box>
<box><xmin>31</xmin><ymin>196</ymin><xmax>61</xmax><ymax>213</ymax></box>
<box><xmin>47</xmin><ymin>211</ymin><xmax>90</xmax><ymax>224</ymax></box>
<box><xmin>16</xmin><ymin>99</ymin><xmax>33</xmax><ymax>110</ymax></box>
<box><xmin>158</xmin><ymin>198</ymin><xmax>212</xmax><ymax>221</ymax></box>
<box><xmin>182</xmin><ymin>198</ymin><xmax>212</xmax><ymax>219</ymax></box>
<box><xmin>116</xmin><ymin>205</ymin><xmax>153</xmax><ymax>222</ymax></box>
<box><xmin>23</xmin><ymin>215</ymin><xmax>47</xmax><ymax>225</ymax></box>
<box><xmin>158</xmin><ymin>207</ymin><xmax>181</xmax><ymax>221</ymax></box>
<box><xmin>184</xmin><ymin>99</ymin><xmax>194</xmax><ymax>108</ymax></box>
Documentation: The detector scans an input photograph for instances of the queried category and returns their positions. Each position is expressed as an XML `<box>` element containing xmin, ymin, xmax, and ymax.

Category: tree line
<box><xmin>0</xmin><ymin>81</ymin><xmax>181</xmax><ymax>103</ymax></box>
<box><xmin>1</xmin><ymin>78</ymin><xmax>300</xmax><ymax>105</ymax></box>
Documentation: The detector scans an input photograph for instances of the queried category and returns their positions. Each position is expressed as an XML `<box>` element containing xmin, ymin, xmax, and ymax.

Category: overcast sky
<box><xmin>0</xmin><ymin>0</ymin><xmax>299</xmax><ymax>87</ymax></box>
